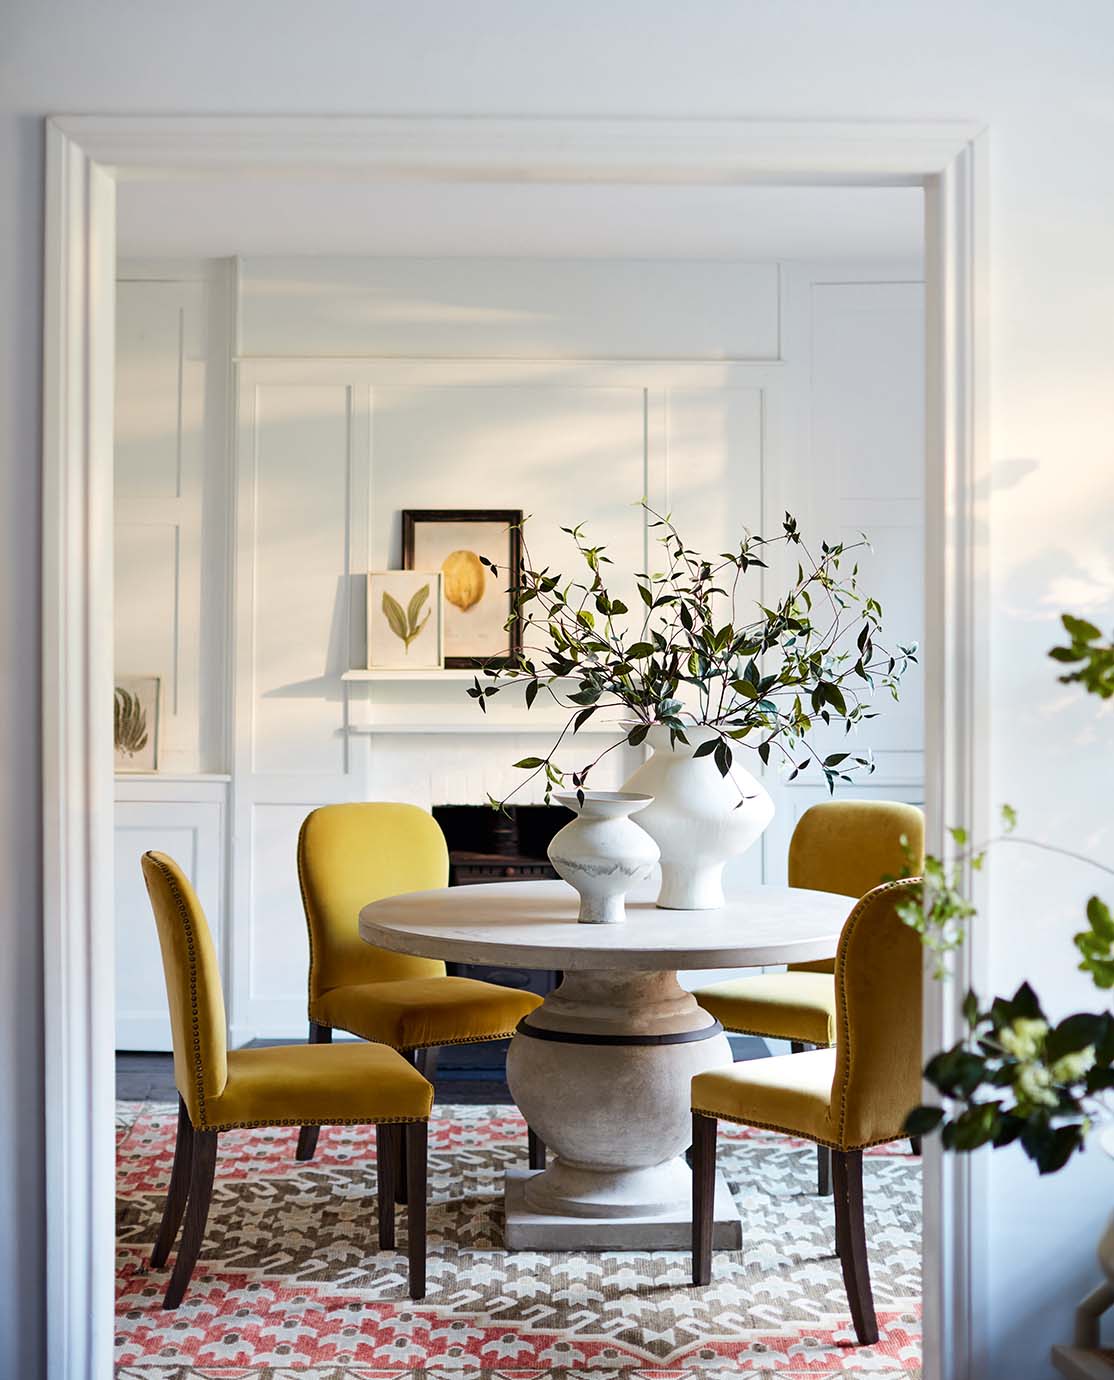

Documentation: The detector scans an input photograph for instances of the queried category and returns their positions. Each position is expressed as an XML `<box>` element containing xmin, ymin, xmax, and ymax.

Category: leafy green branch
<box><xmin>468</xmin><ymin>503</ymin><xmax>915</xmax><ymax>805</ymax></box>
<box><xmin>901</xmin><ymin>614</ymin><xmax>1114</xmax><ymax>1174</ymax></box>
<box><xmin>1050</xmin><ymin>612</ymin><xmax>1114</xmax><ymax>699</ymax></box>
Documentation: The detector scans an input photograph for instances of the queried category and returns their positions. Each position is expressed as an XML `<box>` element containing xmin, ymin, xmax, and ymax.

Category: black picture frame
<box><xmin>401</xmin><ymin>509</ymin><xmax>523</xmax><ymax>669</ymax></box>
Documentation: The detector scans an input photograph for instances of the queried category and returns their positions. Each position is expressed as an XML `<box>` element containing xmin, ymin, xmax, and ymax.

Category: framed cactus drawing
<box><xmin>402</xmin><ymin>509</ymin><xmax>523</xmax><ymax>668</ymax></box>
<box><xmin>367</xmin><ymin>570</ymin><xmax>444</xmax><ymax>670</ymax></box>
<box><xmin>114</xmin><ymin>675</ymin><xmax>160</xmax><ymax>773</ymax></box>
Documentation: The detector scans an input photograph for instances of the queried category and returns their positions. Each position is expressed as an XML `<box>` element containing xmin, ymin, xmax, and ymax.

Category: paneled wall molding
<box><xmin>239</xmin><ymin>256</ymin><xmax>783</xmax><ymax>361</ymax></box>
<box><xmin>114</xmin><ymin>259</ymin><xmax>234</xmax><ymax>773</ymax></box>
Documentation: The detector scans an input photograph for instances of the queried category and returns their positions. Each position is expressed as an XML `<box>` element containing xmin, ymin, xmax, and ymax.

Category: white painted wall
<box><xmin>115</xmin><ymin>260</ymin><xmax>232</xmax><ymax>773</ymax></box>
<box><xmin>241</xmin><ymin>256</ymin><xmax>782</xmax><ymax>359</ymax></box>
<box><xmin>117</xmin><ymin>254</ymin><xmax>924</xmax><ymax>1047</ymax></box>
<box><xmin>4</xmin><ymin>4</ymin><xmax>1114</xmax><ymax>1376</ymax></box>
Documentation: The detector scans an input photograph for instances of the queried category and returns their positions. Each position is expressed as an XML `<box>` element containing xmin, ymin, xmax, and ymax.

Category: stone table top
<box><xmin>359</xmin><ymin>878</ymin><xmax>853</xmax><ymax>971</ymax></box>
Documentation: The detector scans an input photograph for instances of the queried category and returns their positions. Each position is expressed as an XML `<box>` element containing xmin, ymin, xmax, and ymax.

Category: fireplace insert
<box><xmin>431</xmin><ymin>803</ymin><xmax>572</xmax><ymax>1077</ymax></box>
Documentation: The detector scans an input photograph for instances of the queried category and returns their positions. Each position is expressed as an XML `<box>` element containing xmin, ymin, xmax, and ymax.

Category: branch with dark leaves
<box><xmin>900</xmin><ymin>613</ymin><xmax>1114</xmax><ymax>1175</ymax></box>
<box><xmin>467</xmin><ymin>503</ymin><xmax>916</xmax><ymax>806</ymax></box>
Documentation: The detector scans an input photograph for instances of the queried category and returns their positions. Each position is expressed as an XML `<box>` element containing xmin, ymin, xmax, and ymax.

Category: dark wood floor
<box><xmin>115</xmin><ymin>1049</ymin><xmax>516</xmax><ymax>1104</ymax></box>
<box><xmin>117</xmin><ymin>1033</ymin><xmax>770</xmax><ymax>1105</ymax></box>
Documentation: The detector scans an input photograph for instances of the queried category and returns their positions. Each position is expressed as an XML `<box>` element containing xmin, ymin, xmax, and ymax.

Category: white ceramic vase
<box><xmin>547</xmin><ymin>791</ymin><xmax>660</xmax><ymax>924</ymax></box>
<box><xmin>621</xmin><ymin>725</ymin><xmax>775</xmax><ymax>910</ymax></box>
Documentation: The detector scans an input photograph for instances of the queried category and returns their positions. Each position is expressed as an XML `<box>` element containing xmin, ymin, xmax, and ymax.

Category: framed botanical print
<box><xmin>401</xmin><ymin>509</ymin><xmax>523</xmax><ymax>668</ymax></box>
<box><xmin>114</xmin><ymin>675</ymin><xmax>161</xmax><ymax>773</ymax></box>
<box><xmin>367</xmin><ymin>570</ymin><xmax>444</xmax><ymax>670</ymax></box>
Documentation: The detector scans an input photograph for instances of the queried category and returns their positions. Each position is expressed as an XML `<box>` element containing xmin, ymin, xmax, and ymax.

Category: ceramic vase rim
<box><xmin>554</xmin><ymin>789</ymin><xmax>654</xmax><ymax>813</ymax></box>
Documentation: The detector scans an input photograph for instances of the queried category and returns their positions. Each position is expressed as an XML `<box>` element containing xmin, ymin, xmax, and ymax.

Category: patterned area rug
<box><xmin>116</xmin><ymin>1102</ymin><xmax>921</xmax><ymax>1379</ymax></box>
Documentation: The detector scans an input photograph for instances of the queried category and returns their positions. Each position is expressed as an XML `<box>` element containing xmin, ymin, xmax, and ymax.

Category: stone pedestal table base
<box><xmin>505</xmin><ymin>969</ymin><xmax>742</xmax><ymax>1250</ymax></box>
<box><xmin>359</xmin><ymin>877</ymin><xmax>851</xmax><ymax>1253</ymax></box>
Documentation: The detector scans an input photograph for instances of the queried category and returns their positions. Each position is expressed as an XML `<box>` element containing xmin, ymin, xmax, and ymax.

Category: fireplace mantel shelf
<box><xmin>346</xmin><ymin>721</ymin><xmax>624</xmax><ymax>736</ymax></box>
<box><xmin>342</xmin><ymin>668</ymin><xmax>479</xmax><ymax>682</ymax></box>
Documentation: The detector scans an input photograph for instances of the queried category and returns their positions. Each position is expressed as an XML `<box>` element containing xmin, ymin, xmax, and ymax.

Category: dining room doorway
<box><xmin>42</xmin><ymin>115</ymin><xmax>988</xmax><ymax>1380</ymax></box>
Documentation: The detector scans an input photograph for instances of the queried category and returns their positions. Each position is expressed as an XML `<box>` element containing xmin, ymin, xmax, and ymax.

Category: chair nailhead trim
<box><xmin>205</xmin><ymin>1113</ymin><xmax>429</xmax><ymax>1133</ymax></box>
<box><xmin>690</xmin><ymin>1106</ymin><xmax>906</xmax><ymax>1154</ymax></box>
<box><xmin>306</xmin><ymin>1017</ymin><xmax>526</xmax><ymax>1051</ymax></box>
<box><xmin>831</xmin><ymin>878</ymin><xmax>914</xmax><ymax>1146</ymax></box>
<box><xmin>694</xmin><ymin>876</ymin><xmax>921</xmax><ymax>1155</ymax></box>
<box><xmin>147</xmin><ymin>855</ymin><xmax>211</xmax><ymax>1129</ymax></box>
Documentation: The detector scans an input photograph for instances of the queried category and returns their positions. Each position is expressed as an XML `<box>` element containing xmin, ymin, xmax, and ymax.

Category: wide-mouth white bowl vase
<box><xmin>621</xmin><ymin>725</ymin><xmax>775</xmax><ymax>910</ymax></box>
<box><xmin>547</xmin><ymin>791</ymin><xmax>660</xmax><ymax>924</ymax></box>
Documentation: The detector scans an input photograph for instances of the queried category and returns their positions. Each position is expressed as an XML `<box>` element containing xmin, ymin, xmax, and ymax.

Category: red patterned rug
<box><xmin>116</xmin><ymin>1102</ymin><xmax>921</xmax><ymax>1379</ymax></box>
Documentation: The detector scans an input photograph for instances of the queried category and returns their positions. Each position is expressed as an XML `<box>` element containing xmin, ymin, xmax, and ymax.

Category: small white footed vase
<box><xmin>547</xmin><ymin>791</ymin><xmax>660</xmax><ymax>924</ymax></box>
<box><xmin>621</xmin><ymin>725</ymin><xmax>775</xmax><ymax>910</ymax></box>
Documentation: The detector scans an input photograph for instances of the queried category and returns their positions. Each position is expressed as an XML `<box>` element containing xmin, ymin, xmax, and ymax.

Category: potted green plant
<box><xmin>470</xmin><ymin>505</ymin><xmax>916</xmax><ymax>909</ymax></box>
<box><xmin>905</xmin><ymin>616</ymin><xmax>1114</xmax><ymax>1174</ymax></box>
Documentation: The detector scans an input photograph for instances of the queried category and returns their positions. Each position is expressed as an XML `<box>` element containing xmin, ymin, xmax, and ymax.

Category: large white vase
<box><xmin>547</xmin><ymin>791</ymin><xmax>660</xmax><ymax>924</ymax></box>
<box><xmin>621</xmin><ymin>725</ymin><xmax>774</xmax><ymax>909</ymax></box>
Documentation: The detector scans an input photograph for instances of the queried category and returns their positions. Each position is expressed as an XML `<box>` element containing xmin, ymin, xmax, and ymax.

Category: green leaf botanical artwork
<box><xmin>114</xmin><ymin>686</ymin><xmax>149</xmax><ymax>757</ymax></box>
<box><xmin>382</xmin><ymin>583</ymin><xmax>431</xmax><ymax>653</ymax></box>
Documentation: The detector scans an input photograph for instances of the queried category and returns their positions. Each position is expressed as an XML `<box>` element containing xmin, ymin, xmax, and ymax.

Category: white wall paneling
<box><xmin>221</xmin><ymin>257</ymin><xmax>923</xmax><ymax>1038</ymax></box>
<box><xmin>114</xmin><ymin>258</ymin><xmax>925</xmax><ymax>1043</ymax></box>
<box><xmin>114</xmin><ymin>262</ymin><xmax>233</xmax><ymax>773</ymax></box>
<box><xmin>229</xmin><ymin>371</ymin><xmax>372</xmax><ymax>1041</ymax></box>
<box><xmin>231</xmin><ymin>354</ymin><xmax>782</xmax><ymax>1033</ymax></box>
<box><xmin>113</xmin><ymin>780</ymin><xmax>227</xmax><ymax>1049</ymax></box>
<box><xmin>113</xmin><ymin>263</ymin><xmax>235</xmax><ymax>1052</ymax></box>
<box><xmin>241</xmin><ymin>257</ymin><xmax>782</xmax><ymax>361</ymax></box>
<box><xmin>755</xmin><ymin>266</ymin><xmax>926</xmax><ymax>897</ymax></box>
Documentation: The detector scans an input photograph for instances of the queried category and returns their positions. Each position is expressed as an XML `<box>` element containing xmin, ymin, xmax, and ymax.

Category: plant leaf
<box><xmin>406</xmin><ymin>583</ymin><xmax>430</xmax><ymax>629</ymax></box>
<box><xmin>382</xmin><ymin>591</ymin><xmax>409</xmax><ymax>643</ymax></box>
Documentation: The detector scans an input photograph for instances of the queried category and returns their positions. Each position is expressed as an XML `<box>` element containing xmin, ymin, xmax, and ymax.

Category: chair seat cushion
<box><xmin>693</xmin><ymin>972</ymin><xmax>836</xmax><ymax>1045</ymax></box>
<box><xmin>203</xmin><ymin>1041</ymin><xmax>433</xmax><ymax>1130</ymax></box>
<box><xmin>312</xmin><ymin>975</ymin><xmax>543</xmax><ymax>1051</ymax></box>
<box><xmin>692</xmin><ymin>1047</ymin><xmax>837</xmax><ymax>1145</ymax></box>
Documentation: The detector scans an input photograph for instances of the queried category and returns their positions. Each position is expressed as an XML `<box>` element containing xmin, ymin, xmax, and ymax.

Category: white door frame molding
<box><xmin>42</xmin><ymin>114</ymin><xmax>988</xmax><ymax>1380</ymax></box>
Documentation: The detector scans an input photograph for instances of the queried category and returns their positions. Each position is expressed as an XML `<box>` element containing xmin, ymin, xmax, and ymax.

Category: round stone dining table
<box><xmin>359</xmin><ymin>878</ymin><xmax>850</xmax><ymax>1251</ymax></box>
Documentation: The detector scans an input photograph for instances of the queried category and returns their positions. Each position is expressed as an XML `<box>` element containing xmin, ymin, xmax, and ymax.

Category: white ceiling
<box><xmin>117</xmin><ymin>179</ymin><xmax>923</xmax><ymax>262</ymax></box>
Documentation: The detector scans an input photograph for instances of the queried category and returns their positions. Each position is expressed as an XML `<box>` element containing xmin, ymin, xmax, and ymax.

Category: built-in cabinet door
<box><xmin>114</xmin><ymin>794</ymin><xmax>225</xmax><ymax>1051</ymax></box>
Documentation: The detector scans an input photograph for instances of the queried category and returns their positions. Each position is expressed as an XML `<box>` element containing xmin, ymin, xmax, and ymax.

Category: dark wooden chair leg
<box><xmin>528</xmin><ymin>1127</ymin><xmax>546</xmax><ymax>1170</ymax></box>
<box><xmin>817</xmin><ymin>1144</ymin><xmax>832</xmax><ymax>1196</ymax></box>
<box><xmin>406</xmin><ymin>1121</ymin><xmax>428</xmax><ymax>1300</ymax></box>
<box><xmin>296</xmin><ymin>1022</ymin><xmax>333</xmax><ymax>1161</ymax></box>
<box><xmin>832</xmin><ymin>1149</ymin><xmax>878</xmax><ymax>1345</ymax></box>
<box><xmin>909</xmin><ymin>1135</ymin><xmax>922</xmax><ymax>1156</ymax></box>
<box><xmin>395</xmin><ymin>1051</ymin><xmax>416</xmax><ymax>1205</ymax></box>
<box><xmin>376</xmin><ymin>1123</ymin><xmax>399</xmax><ymax>1249</ymax></box>
<box><xmin>151</xmin><ymin>1095</ymin><xmax>195</xmax><ymax>1268</ymax></box>
<box><xmin>416</xmin><ymin>1045</ymin><xmax>440</xmax><ymax>1084</ymax></box>
<box><xmin>691</xmin><ymin>1111</ymin><xmax>717</xmax><ymax>1286</ymax></box>
<box><xmin>163</xmin><ymin>1128</ymin><xmax>218</xmax><ymax>1309</ymax></box>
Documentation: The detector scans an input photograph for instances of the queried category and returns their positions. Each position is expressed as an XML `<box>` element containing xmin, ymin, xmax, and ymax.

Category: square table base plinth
<box><xmin>504</xmin><ymin>1166</ymin><xmax>743</xmax><ymax>1251</ymax></box>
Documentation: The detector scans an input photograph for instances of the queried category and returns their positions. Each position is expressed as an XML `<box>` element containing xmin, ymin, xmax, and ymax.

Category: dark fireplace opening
<box><xmin>430</xmin><ymin>803</ymin><xmax>572</xmax><ymax>1079</ymax></box>
<box><xmin>433</xmin><ymin>802</ymin><xmax>574</xmax><ymax>885</ymax></box>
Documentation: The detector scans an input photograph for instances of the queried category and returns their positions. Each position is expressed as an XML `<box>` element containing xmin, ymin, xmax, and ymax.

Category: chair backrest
<box><xmin>299</xmin><ymin>802</ymin><xmax>450</xmax><ymax>1002</ymax></box>
<box><xmin>787</xmin><ymin>799</ymin><xmax>924</xmax><ymax>975</ymax></box>
<box><xmin>828</xmin><ymin>877</ymin><xmax>924</xmax><ymax>1149</ymax></box>
<box><xmin>141</xmin><ymin>851</ymin><xmax>228</xmax><ymax>1125</ymax></box>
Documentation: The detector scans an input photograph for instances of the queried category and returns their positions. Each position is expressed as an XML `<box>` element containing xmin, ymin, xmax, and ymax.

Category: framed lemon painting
<box><xmin>401</xmin><ymin>509</ymin><xmax>523</xmax><ymax>669</ymax></box>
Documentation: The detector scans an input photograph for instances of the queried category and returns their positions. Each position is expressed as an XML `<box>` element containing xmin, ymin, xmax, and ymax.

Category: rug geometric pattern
<box><xmin>116</xmin><ymin>1102</ymin><xmax>921</xmax><ymax>1379</ymax></box>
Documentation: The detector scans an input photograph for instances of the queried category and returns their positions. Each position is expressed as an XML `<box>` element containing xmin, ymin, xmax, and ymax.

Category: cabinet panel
<box><xmin>114</xmin><ymin>798</ymin><xmax>225</xmax><ymax>1051</ymax></box>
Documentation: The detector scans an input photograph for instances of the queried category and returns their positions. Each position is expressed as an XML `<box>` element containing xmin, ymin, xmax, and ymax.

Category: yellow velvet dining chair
<box><xmin>141</xmin><ymin>850</ymin><xmax>434</xmax><ymax>1308</ymax></box>
<box><xmin>690</xmin><ymin>876</ymin><xmax>924</xmax><ymax>1346</ymax></box>
<box><xmin>293</xmin><ymin>802</ymin><xmax>545</xmax><ymax>1173</ymax></box>
<box><xmin>692</xmin><ymin>799</ymin><xmax>924</xmax><ymax>1193</ymax></box>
